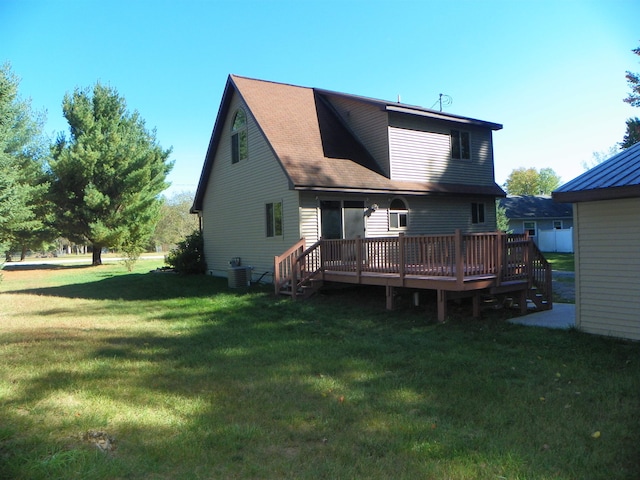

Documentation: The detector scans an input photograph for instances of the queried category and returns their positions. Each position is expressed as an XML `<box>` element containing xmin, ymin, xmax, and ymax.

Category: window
<box><xmin>471</xmin><ymin>202</ymin><xmax>485</xmax><ymax>224</ymax></box>
<box><xmin>553</xmin><ymin>220</ymin><xmax>563</xmax><ymax>229</ymax></box>
<box><xmin>266</xmin><ymin>202</ymin><xmax>283</xmax><ymax>237</ymax></box>
<box><xmin>231</xmin><ymin>109</ymin><xmax>248</xmax><ymax>163</ymax></box>
<box><xmin>523</xmin><ymin>221</ymin><xmax>536</xmax><ymax>236</ymax></box>
<box><xmin>389</xmin><ymin>198</ymin><xmax>408</xmax><ymax>230</ymax></box>
<box><xmin>451</xmin><ymin>129</ymin><xmax>470</xmax><ymax>160</ymax></box>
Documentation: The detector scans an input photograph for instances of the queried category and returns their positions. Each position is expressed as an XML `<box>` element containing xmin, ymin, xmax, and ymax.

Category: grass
<box><xmin>543</xmin><ymin>253</ymin><xmax>575</xmax><ymax>272</ymax></box>
<box><xmin>1</xmin><ymin>258</ymin><xmax>639</xmax><ymax>479</ymax></box>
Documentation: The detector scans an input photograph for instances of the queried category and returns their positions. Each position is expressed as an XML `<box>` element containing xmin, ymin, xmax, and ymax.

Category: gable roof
<box><xmin>193</xmin><ymin>75</ymin><xmax>505</xmax><ymax>211</ymax></box>
<box><xmin>499</xmin><ymin>195</ymin><xmax>573</xmax><ymax>220</ymax></box>
<box><xmin>553</xmin><ymin>142</ymin><xmax>640</xmax><ymax>203</ymax></box>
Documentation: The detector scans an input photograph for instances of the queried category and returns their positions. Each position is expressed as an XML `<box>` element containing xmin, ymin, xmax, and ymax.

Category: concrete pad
<box><xmin>508</xmin><ymin>303</ymin><xmax>575</xmax><ymax>330</ymax></box>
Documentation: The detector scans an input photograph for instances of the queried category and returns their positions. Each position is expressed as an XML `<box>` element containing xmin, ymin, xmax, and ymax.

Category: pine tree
<box><xmin>49</xmin><ymin>83</ymin><xmax>173</xmax><ymax>265</ymax></box>
<box><xmin>0</xmin><ymin>64</ymin><xmax>53</xmax><ymax>261</ymax></box>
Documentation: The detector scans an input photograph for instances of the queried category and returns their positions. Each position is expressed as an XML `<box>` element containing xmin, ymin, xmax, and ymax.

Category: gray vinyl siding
<box><xmin>363</xmin><ymin>195</ymin><xmax>497</xmax><ymax>237</ymax></box>
<box><xmin>574</xmin><ymin>198</ymin><xmax>640</xmax><ymax>341</ymax></box>
<box><xmin>388</xmin><ymin>114</ymin><xmax>496</xmax><ymax>186</ymax></box>
<box><xmin>325</xmin><ymin>96</ymin><xmax>390</xmax><ymax>177</ymax></box>
<box><xmin>201</xmin><ymin>91</ymin><xmax>299</xmax><ymax>282</ymax></box>
<box><xmin>408</xmin><ymin>196</ymin><xmax>497</xmax><ymax>234</ymax></box>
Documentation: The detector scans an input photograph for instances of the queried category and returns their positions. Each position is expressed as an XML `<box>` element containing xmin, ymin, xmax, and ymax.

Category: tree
<box><xmin>621</xmin><ymin>117</ymin><xmax>640</xmax><ymax>149</ymax></box>
<box><xmin>495</xmin><ymin>200</ymin><xmax>511</xmax><ymax>233</ymax></box>
<box><xmin>152</xmin><ymin>191</ymin><xmax>199</xmax><ymax>250</ymax></box>
<box><xmin>49</xmin><ymin>83</ymin><xmax>173</xmax><ymax>266</ymax></box>
<box><xmin>620</xmin><ymin>44</ymin><xmax>640</xmax><ymax>149</ymax></box>
<box><xmin>583</xmin><ymin>144</ymin><xmax>619</xmax><ymax>171</ymax></box>
<box><xmin>538</xmin><ymin>167</ymin><xmax>562</xmax><ymax>195</ymax></box>
<box><xmin>623</xmin><ymin>44</ymin><xmax>640</xmax><ymax>108</ymax></box>
<box><xmin>503</xmin><ymin>167</ymin><xmax>561</xmax><ymax>195</ymax></box>
<box><xmin>0</xmin><ymin>64</ymin><xmax>54</xmax><ymax>261</ymax></box>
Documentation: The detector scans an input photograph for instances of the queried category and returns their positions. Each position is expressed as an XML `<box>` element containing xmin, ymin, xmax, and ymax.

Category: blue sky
<box><xmin>2</xmin><ymin>0</ymin><xmax>638</xmax><ymax>196</ymax></box>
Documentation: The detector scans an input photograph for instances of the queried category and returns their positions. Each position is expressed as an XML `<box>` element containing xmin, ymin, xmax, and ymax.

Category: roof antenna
<box><xmin>431</xmin><ymin>93</ymin><xmax>452</xmax><ymax>111</ymax></box>
<box><xmin>397</xmin><ymin>94</ymin><xmax>401</xmax><ymax>103</ymax></box>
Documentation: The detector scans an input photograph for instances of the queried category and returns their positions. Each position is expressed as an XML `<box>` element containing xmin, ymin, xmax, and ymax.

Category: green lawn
<box><xmin>543</xmin><ymin>253</ymin><xmax>575</xmax><ymax>272</ymax></box>
<box><xmin>1</xmin><ymin>259</ymin><xmax>638</xmax><ymax>479</ymax></box>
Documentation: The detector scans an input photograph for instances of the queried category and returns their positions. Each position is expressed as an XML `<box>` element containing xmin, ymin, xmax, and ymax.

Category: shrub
<box><xmin>166</xmin><ymin>230</ymin><xmax>206</xmax><ymax>274</ymax></box>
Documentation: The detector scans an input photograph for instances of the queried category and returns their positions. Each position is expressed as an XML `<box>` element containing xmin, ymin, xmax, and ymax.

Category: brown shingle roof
<box><xmin>232</xmin><ymin>75</ymin><xmax>386</xmax><ymax>190</ymax></box>
<box><xmin>192</xmin><ymin>75</ymin><xmax>505</xmax><ymax>211</ymax></box>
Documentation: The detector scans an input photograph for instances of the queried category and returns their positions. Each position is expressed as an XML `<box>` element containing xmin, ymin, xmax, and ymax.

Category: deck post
<box><xmin>398</xmin><ymin>233</ymin><xmax>405</xmax><ymax>284</ymax></box>
<box><xmin>386</xmin><ymin>285</ymin><xmax>395</xmax><ymax>310</ymax></box>
<box><xmin>545</xmin><ymin>261</ymin><xmax>553</xmax><ymax>309</ymax></box>
<box><xmin>472</xmin><ymin>293</ymin><xmax>480</xmax><ymax>319</ymax></box>
<box><xmin>518</xmin><ymin>288</ymin><xmax>527</xmax><ymax>314</ymax></box>
<box><xmin>291</xmin><ymin>261</ymin><xmax>298</xmax><ymax>300</ymax></box>
<box><xmin>273</xmin><ymin>255</ymin><xmax>279</xmax><ymax>296</ymax></box>
<box><xmin>496</xmin><ymin>231</ymin><xmax>504</xmax><ymax>286</ymax></box>
<box><xmin>455</xmin><ymin>229</ymin><xmax>464</xmax><ymax>288</ymax></box>
<box><xmin>437</xmin><ymin>289</ymin><xmax>447</xmax><ymax>322</ymax></box>
<box><xmin>526</xmin><ymin>233</ymin><xmax>533</xmax><ymax>286</ymax></box>
<box><xmin>355</xmin><ymin>235</ymin><xmax>362</xmax><ymax>283</ymax></box>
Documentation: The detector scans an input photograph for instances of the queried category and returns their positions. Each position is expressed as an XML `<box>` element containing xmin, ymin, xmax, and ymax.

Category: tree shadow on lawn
<box><xmin>1</xmin><ymin>270</ymin><xmax>238</xmax><ymax>301</ymax></box>
<box><xmin>3</xmin><ymin>270</ymin><xmax>639</xmax><ymax>478</ymax></box>
<box><xmin>2</xmin><ymin>284</ymin><xmax>640</xmax><ymax>479</ymax></box>
<box><xmin>2</xmin><ymin>263</ymin><xmax>94</xmax><ymax>272</ymax></box>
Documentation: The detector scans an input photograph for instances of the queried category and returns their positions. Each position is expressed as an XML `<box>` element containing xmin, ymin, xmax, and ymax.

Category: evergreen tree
<box><xmin>620</xmin><ymin>117</ymin><xmax>640</xmax><ymax>149</ymax></box>
<box><xmin>623</xmin><ymin>44</ymin><xmax>640</xmax><ymax>108</ymax></box>
<box><xmin>49</xmin><ymin>83</ymin><xmax>173</xmax><ymax>265</ymax></box>
<box><xmin>621</xmin><ymin>44</ymin><xmax>640</xmax><ymax>148</ymax></box>
<box><xmin>0</xmin><ymin>64</ymin><xmax>53</xmax><ymax>261</ymax></box>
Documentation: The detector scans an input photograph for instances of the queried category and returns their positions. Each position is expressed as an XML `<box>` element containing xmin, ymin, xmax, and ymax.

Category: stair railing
<box><xmin>530</xmin><ymin>240</ymin><xmax>553</xmax><ymax>309</ymax></box>
<box><xmin>274</xmin><ymin>238</ymin><xmax>306</xmax><ymax>296</ymax></box>
<box><xmin>274</xmin><ymin>238</ymin><xmax>323</xmax><ymax>298</ymax></box>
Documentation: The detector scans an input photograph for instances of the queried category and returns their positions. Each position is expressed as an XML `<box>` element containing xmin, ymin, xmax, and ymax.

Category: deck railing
<box><xmin>276</xmin><ymin>230</ymin><xmax>546</xmax><ymax>298</ymax></box>
<box><xmin>273</xmin><ymin>238</ymin><xmax>306</xmax><ymax>295</ymax></box>
<box><xmin>274</xmin><ymin>238</ymin><xmax>322</xmax><ymax>296</ymax></box>
<box><xmin>529</xmin><ymin>240</ymin><xmax>553</xmax><ymax>304</ymax></box>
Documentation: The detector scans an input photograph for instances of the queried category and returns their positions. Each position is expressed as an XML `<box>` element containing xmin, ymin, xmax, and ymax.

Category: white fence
<box><xmin>538</xmin><ymin>228</ymin><xmax>573</xmax><ymax>253</ymax></box>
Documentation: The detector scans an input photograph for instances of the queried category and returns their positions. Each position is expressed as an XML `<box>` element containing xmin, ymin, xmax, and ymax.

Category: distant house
<box><xmin>553</xmin><ymin>142</ymin><xmax>640</xmax><ymax>341</ymax></box>
<box><xmin>499</xmin><ymin>195</ymin><xmax>574</xmax><ymax>252</ymax></box>
<box><xmin>191</xmin><ymin>75</ymin><xmax>506</xmax><ymax>282</ymax></box>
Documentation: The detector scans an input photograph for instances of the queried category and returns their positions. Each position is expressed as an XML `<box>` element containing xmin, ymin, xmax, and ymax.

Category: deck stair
<box><xmin>274</xmin><ymin>231</ymin><xmax>553</xmax><ymax>321</ymax></box>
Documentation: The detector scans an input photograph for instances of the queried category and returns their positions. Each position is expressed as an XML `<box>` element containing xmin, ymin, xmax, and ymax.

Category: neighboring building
<box><xmin>553</xmin><ymin>143</ymin><xmax>640</xmax><ymax>341</ymax></box>
<box><xmin>499</xmin><ymin>195</ymin><xmax>574</xmax><ymax>252</ymax></box>
<box><xmin>191</xmin><ymin>75</ymin><xmax>505</xmax><ymax>282</ymax></box>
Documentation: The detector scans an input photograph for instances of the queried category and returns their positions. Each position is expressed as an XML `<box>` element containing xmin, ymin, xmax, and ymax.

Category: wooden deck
<box><xmin>274</xmin><ymin>230</ymin><xmax>552</xmax><ymax>322</ymax></box>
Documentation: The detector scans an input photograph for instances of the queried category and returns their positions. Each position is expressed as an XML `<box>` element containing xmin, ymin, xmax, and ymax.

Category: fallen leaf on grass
<box><xmin>591</xmin><ymin>431</ymin><xmax>601</xmax><ymax>439</ymax></box>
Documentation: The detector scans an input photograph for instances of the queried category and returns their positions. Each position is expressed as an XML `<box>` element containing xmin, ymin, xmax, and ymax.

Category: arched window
<box><xmin>231</xmin><ymin>109</ymin><xmax>248</xmax><ymax>163</ymax></box>
<box><xmin>389</xmin><ymin>198</ymin><xmax>408</xmax><ymax>230</ymax></box>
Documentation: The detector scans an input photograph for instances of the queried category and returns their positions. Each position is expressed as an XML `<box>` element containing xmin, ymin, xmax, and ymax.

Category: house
<box><xmin>499</xmin><ymin>195</ymin><xmax>574</xmax><ymax>252</ymax></box>
<box><xmin>192</xmin><ymin>75</ymin><xmax>505</xmax><ymax>280</ymax></box>
<box><xmin>553</xmin><ymin>142</ymin><xmax>640</xmax><ymax>341</ymax></box>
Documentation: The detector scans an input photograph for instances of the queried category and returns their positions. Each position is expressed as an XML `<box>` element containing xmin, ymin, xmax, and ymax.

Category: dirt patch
<box><xmin>82</xmin><ymin>430</ymin><xmax>116</xmax><ymax>453</ymax></box>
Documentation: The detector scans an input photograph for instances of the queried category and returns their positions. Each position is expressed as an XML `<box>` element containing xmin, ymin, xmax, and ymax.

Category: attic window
<box><xmin>451</xmin><ymin>129</ymin><xmax>470</xmax><ymax>160</ymax></box>
<box><xmin>389</xmin><ymin>198</ymin><xmax>408</xmax><ymax>230</ymax></box>
<box><xmin>231</xmin><ymin>109</ymin><xmax>248</xmax><ymax>163</ymax></box>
